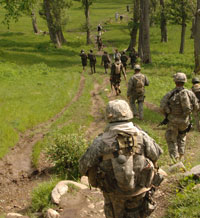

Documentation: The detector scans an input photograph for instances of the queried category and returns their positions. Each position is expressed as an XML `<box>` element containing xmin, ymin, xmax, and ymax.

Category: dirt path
<box><xmin>0</xmin><ymin>74</ymin><xmax>86</xmax><ymax>213</ymax></box>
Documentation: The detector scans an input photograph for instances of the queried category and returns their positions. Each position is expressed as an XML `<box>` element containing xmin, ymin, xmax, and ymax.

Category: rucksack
<box><xmin>103</xmin><ymin>132</ymin><xmax>154</xmax><ymax>191</ymax></box>
<box><xmin>114</xmin><ymin>63</ymin><xmax>121</xmax><ymax>74</ymax></box>
<box><xmin>87</xmin><ymin>132</ymin><xmax>161</xmax><ymax>192</ymax></box>
<box><xmin>135</xmin><ymin>75</ymin><xmax>145</xmax><ymax>94</ymax></box>
<box><xmin>90</xmin><ymin>54</ymin><xmax>96</xmax><ymax>62</ymax></box>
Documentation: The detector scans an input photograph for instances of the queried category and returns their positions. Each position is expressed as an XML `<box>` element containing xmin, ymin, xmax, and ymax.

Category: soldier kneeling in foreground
<box><xmin>79</xmin><ymin>99</ymin><xmax>163</xmax><ymax>218</ymax></box>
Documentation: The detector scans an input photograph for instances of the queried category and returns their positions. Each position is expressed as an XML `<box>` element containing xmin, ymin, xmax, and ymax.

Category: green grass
<box><xmin>0</xmin><ymin>0</ymin><xmax>199</xmax><ymax>215</ymax></box>
<box><xmin>30</xmin><ymin>178</ymin><xmax>59</xmax><ymax>213</ymax></box>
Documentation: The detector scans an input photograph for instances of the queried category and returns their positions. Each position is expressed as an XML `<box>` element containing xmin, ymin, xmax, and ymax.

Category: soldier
<box><xmin>88</xmin><ymin>49</ymin><xmax>96</xmax><ymax>74</ymax></box>
<box><xmin>129</xmin><ymin>48</ymin><xmax>137</xmax><ymax>69</ymax></box>
<box><xmin>97</xmin><ymin>24</ymin><xmax>102</xmax><ymax>36</ymax></box>
<box><xmin>101</xmin><ymin>51</ymin><xmax>111</xmax><ymax>74</ymax></box>
<box><xmin>121</xmin><ymin>51</ymin><xmax>129</xmax><ymax>72</ymax></box>
<box><xmin>97</xmin><ymin>35</ymin><xmax>103</xmax><ymax>51</ymax></box>
<box><xmin>160</xmin><ymin>72</ymin><xmax>199</xmax><ymax>162</ymax></box>
<box><xmin>192</xmin><ymin>77</ymin><xmax>200</xmax><ymax>131</ymax></box>
<box><xmin>79</xmin><ymin>99</ymin><xmax>163</xmax><ymax>218</ymax></box>
<box><xmin>127</xmin><ymin>64</ymin><xmax>149</xmax><ymax>120</ymax></box>
<box><xmin>110</xmin><ymin>57</ymin><xmax>126</xmax><ymax>96</ymax></box>
<box><xmin>80</xmin><ymin>49</ymin><xmax>87</xmax><ymax>71</ymax></box>
<box><xmin>114</xmin><ymin>49</ymin><xmax>121</xmax><ymax>61</ymax></box>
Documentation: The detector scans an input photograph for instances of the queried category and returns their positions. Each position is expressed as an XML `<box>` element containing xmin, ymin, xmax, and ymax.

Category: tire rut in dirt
<box><xmin>0</xmin><ymin>74</ymin><xmax>85</xmax><ymax>213</ymax></box>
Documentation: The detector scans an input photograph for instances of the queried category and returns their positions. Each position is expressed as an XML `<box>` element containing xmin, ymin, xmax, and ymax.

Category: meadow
<box><xmin>0</xmin><ymin>0</ymin><xmax>199</xmax><ymax>216</ymax></box>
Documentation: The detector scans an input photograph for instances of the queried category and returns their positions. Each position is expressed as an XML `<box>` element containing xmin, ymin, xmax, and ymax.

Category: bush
<box><xmin>31</xmin><ymin>178</ymin><xmax>59</xmax><ymax>213</ymax></box>
<box><xmin>166</xmin><ymin>175</ymin><xmax>200</xmax><ymax>218</ymax></box>
<box><xmin>45</xmin><ymin>133</ymin><xmax>88</xmax><ymax>179</ymax></box>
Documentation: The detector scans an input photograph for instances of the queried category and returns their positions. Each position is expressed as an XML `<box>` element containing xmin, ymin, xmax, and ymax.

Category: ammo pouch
<box><xmin>87</xmin><ymin>166</ymin><xmax>98</xmax><ymax>188</ymax></box>
<box><xmin>152</xmin><ymin>171</ymin><xmax>164</xmax><ymax>187</ymax></box>
<box><xmin>139</xmin><ymin>158</ymin><xmax>154</xmax><ymax>188</ymax></box>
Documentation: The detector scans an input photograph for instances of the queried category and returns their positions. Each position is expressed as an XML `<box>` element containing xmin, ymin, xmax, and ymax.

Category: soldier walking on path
<box><xmin>127</xmin><ymin>64</ymin><xmax>149</xmax><ymax>120</ymax></box>
<box><xmin>160</xmin><ymin>73</ymin><xmax>199</xmax><ymax>162</ymax></box>
<box><xmin>97</xmin><ymin>35</ymin><xmax>103</xmax><ymax>51</ymax></box>
<box><xmin>113</xmin><ymin>49</ymin><xmax>121</xmax><ymax>61</ymax></box>
<box><xmin>110</xmin><ymin>57</ymin><xmax>126</xmax><ymax>96</ymax></box>
<box><xmin>80</xmin><ymin>49</ymin><xmax>87</xmax><ymax>71</ymax></box>
<box><xmin>79</xmin><ymin>99</ymin><xmax>163</xmax><ymax>218</ymax></box>
<box><xmin>192</xmin><ymin>77</ymin><xmax>200</xmax><ymax>131</ymax></box>
<box><xmin>88</xmin><ymin>49</ymin><xmax>96</xmax><ymax>74</ymax></box>
<box><xmin>129</xmin><ymin>48</ymin><xmax>138</xmax><ymax>69</ymax></box>
<box><xmin>97</xmin><ymin>24</ymin><xmax>102</xmax><ymax>36</ymax></box>
<box><xmin>101</xmin><ymin>51</ymin><xmax>111</xmax><ymax>74</ymax></box>
<box><xmin>121</xmin><ymin>51</ymin><xmax>129</xmax><ymax>72</ymax></box>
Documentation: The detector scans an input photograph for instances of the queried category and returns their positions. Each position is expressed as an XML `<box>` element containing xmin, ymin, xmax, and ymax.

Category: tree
<box><xmin>167</xmin><ymin>0</ymin><xmax>193</xmax><ymax>54</ymax></box>
<box><xmin>194</xmin><ymin>0</ymin><xmax>200</xmax><ymax>74</ymax></box>
<box><xmin>81</xmin><ymin>0</ymin><xmax>93</xmax><ymax>44</ymax></box>
<box><xmin>43</xmin><ymin>0</ymin><xmax>72</xmax><ymax>47</ymax></box>
<box><xmin>138</xmin><ymin>0</ymin><xmax>151</xmax><ymax>63</ymax></box>
<box><xmin>127</xmin><ymin>0</ymin><xmax>140</xmax><ymax>51</ymax></box>
<box><xmin>160</xmin><ymin>0</ymin><xmax>168</xmax><ymax>42</ymax></box>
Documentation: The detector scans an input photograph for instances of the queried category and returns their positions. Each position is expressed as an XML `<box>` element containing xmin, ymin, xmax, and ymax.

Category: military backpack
<box><xmin>134</xmin><ymin>75</ymin><xmax>145</xmax><ymax>94</ymax></box>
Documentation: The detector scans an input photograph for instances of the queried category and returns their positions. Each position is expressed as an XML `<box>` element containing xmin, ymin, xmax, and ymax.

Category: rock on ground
<box><xmin>47</xmin><ymin>208</ymin><xmax>60</xmax><ymax>218</ymax></box>
<box><xmin>51</xmin><ymin>180</ymin><xmax>88</xmax><ymax>204</ymax></box>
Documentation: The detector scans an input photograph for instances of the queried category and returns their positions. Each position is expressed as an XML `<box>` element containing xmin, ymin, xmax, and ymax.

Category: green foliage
<box><xmin>166</xmin><ymin>175</ymin><xmax>200</xmax><ymax>218</ymax></box>
<box><xmin>31</xmin><ymin>178</ymin><xmax>59</xmax><ymax>213</ymax></box>
<box><xmin>0</xmin><ymin>0</ymin><xmax>36</xmax><ymax>26</ymax></box>
<box><xmin>166</xmin><ymin>0</ymin><xmax>194</xmax><ymax>25</ymax></box>
<box><xmin>45</xmin><ymin>133</ymin><xmax>88</xmax><ymax>179</ymax></box>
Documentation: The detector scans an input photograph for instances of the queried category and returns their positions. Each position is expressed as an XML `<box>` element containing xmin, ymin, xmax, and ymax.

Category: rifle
<box><xmin>157</xmin><ymin>116</ymin><xmax>169</xmax><ymax>127</ymax></box>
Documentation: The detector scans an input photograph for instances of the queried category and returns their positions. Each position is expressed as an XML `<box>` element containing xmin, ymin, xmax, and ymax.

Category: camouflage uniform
<box><xmin>88</xmin><ymin>50</ymin><xmax>96</xmax><ymax>74</ymax></box>
<box><xmin>97</xmin><ymin>36</ymin><xmax>103</xmax><ymax>51</ymax></box>
<box><xmin>110</xmin><ymin>59</ymin><xmax>126</xmax><ymax>95</ymax></box>
<box><xmin>121</xmin><ymin>52</ymin><xmax>129</xmax><ymax>71</ymax></box>
<box><xmin>192</xmin><ymin>77</ymin><xmax>200</xmax><ymax>131</ymax></box>
<box><xmin>160</xmin><ymin>73</ymin><xmax>199</xmax><ymax>160</ymax></box>
<box><xmin>129</xmin><ymin>50</ymin><xmax>137</xmax><ymax>69</ymax></box>
<box><xmin>127</xmin><ymin>65</ymin><xmax>149</xmax><ymax>120</ymax></box>
<box><xmin>80</xmin><ymin>50</ymin><xmax>87</xmax><ymax>70</ymax></box>
<box><xmin>79</xmin><ymin>100</ymin><xmax>163</xmax><ymax>218</ymax></box>
<box><xmin>101</xmin><ymin>52</ymin><xmax>111</xmax><ymax>74</ymax></box>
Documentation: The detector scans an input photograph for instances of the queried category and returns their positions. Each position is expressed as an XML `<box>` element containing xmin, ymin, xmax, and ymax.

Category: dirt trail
<box><xmin>0</xmin><ymin>74</ymin><xmax>85</xmax><ymax>213</ymax></box>
<box><xmin>86</xmin><ymin>76</ymin><xmax>110</xmax><ymax>139</ymax></box>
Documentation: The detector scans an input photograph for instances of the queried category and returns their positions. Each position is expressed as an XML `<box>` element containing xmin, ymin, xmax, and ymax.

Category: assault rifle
<box><xmin>157</xmin><ymin>116</ymin><xmax>169</xmax><ymax>127</ymax></box>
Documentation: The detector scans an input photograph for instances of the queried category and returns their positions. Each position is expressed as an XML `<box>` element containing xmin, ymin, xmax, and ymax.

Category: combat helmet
<box><xmin>106</xmin><ymin>99</ymin><xmax>133</xmax><ymax>122</ymax></box>
<box><xmin>134</xmin><ymin>64</ymin><xmax>141</xmax><ymax>70</ymax></box>
<box><xmin>173</xmin><ymin>72</ymin><xmax>187</xmax><ymax>83</ymax></box>
<box><xmin>192</xmin><ymin>77</ymin><xmax>200</xmax><ymax>84</ymax></box>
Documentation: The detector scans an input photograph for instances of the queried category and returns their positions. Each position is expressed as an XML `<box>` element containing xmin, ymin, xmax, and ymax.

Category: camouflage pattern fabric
<box><xmin>121</xmin><ymin>54</ymin><xmax>128</xmax><ymax>68</ymax></box>
<box><xmin>160</xmin><ymin>87</ymin><xmax>199</xmax><ymax>159</ymax></box>
<box><xmin>102</xmin><ymin>54</ymin><xmax>111</xmax><ymax>68</ymax></box>
<box><xmin>127</xmin><ymin>72</ymin><xmax>149</xmax><ymax>120</ymax></box>
<box><xmin>192</xmin><ymin>84</ymin><xmax>200</xmax><ymax>131</ymax></box>
<box><xmin>79</xmin><ymin>121</ymin><xmax>163</xmax><ymax>218</ymax></box>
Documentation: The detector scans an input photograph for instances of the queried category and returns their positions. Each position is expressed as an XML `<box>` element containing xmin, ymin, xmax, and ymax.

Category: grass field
<box><xmin>0</xmin><ymin>0</ymin><xmax>199</xmax><ymax>216</ymax></box>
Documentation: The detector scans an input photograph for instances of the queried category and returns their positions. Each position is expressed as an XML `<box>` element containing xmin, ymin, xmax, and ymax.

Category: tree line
<box><xmin>0</xmin><ymin>0</ymin><xmax>200</xmax><ymax>73</ymax></box>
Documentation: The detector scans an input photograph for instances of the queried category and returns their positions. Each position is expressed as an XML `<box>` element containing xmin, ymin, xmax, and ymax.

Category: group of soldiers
<box><xmin>78</xmin><ymin>59</ymin><xmax>200</xmax><ymax>217</ymax></box>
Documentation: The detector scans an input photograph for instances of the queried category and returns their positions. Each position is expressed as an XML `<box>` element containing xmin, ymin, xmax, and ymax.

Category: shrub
<box><xmin>45</xmin><ymin>133</ymin><xmax>88</xmax><ymax>179</ymax></box>
<box><xmin>166</xmin><ymin>175</ymin><xmax>200</xmax><ymax>218</ymax></box>
<box><xmin>31</xmin><ymin>178</ymin><xmax>59</xmax><ymax>213</ymax></box>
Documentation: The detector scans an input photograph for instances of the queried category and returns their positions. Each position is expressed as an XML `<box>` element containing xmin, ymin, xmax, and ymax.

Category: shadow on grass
<box><xmin>0</xmin><ymin>32</ymin><xmax>24</xmax><ymax>37</ymax></box>
<box><xmin>0</xmin><ymin>38</ymin><xmax>83</xmax><ymax>68</ymax></box>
